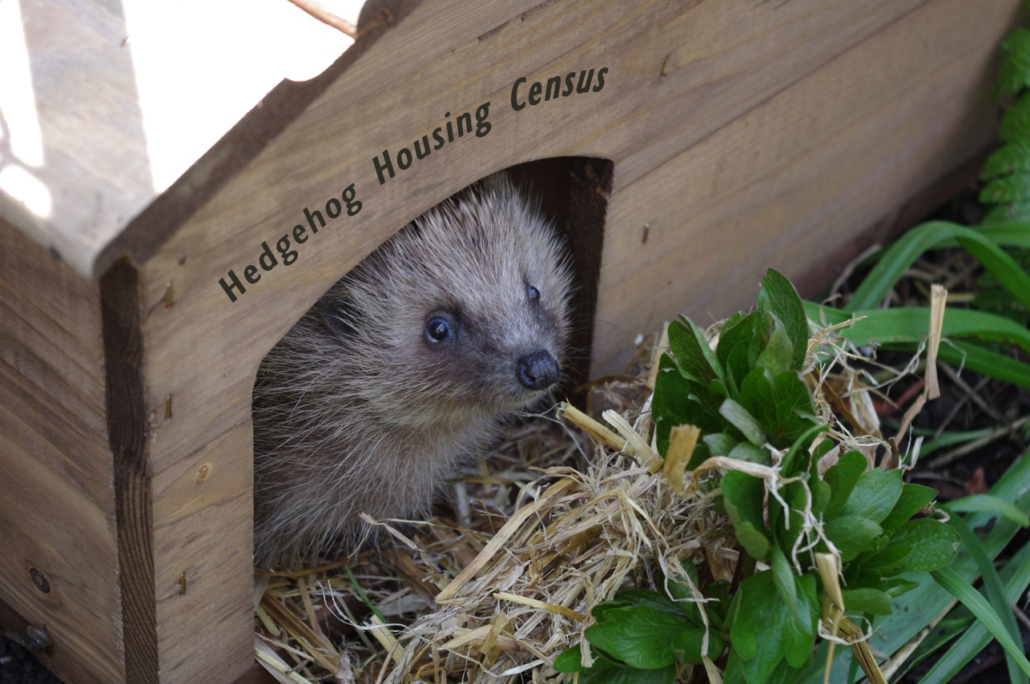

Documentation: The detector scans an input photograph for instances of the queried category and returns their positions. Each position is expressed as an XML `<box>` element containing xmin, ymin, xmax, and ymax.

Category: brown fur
<box><xmin>252</xmin><ymin>175</ymin><xmax>573</xmax><ymax>566</ymax></box>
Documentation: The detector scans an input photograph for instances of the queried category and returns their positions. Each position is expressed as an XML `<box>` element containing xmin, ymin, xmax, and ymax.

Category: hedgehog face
<box><xmin>312</xmin><ymin>174</ymin><xmax>573</xmax><ymax>429</ymax></box>
<box><xmin>413</xmin><ymin>272</ymin><xmax>569</xmax><ymax>416</ymax></box>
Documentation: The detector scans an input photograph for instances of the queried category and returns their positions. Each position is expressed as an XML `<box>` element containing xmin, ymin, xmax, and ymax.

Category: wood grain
<box><xmin>0</xmin><ymin>218</ymin><xmax>122</xmax><ymax>684</ymax></box>
<box><xmin>101</xmin><ymin>260</ymin><xmax>158</xmax><ymax>684</ymax></box>
<box><xmin>591</xmin><ymin>0</ymin><xmax>1012</xmax><ymax>374</ymax></box>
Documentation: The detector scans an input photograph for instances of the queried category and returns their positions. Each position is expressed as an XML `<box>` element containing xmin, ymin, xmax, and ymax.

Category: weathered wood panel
<box><xmin>593</xmin><ymin>0</ymin><xmax>1011</xmax><ymax>373</ymax></box>
<box><xmin>0</xmin><ymin>218</ymin><xmax>122</xmax><ymax>684</ymax></box>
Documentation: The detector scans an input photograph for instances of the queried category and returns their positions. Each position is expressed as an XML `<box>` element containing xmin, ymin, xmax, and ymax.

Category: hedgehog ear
<box><xmin>316</xmin><ymin>299</ymin><xmax>360</xmax><ymax>340</ymax></box>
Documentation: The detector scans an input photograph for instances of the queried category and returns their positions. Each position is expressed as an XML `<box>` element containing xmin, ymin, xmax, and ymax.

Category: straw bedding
<box><xmin>253</xmin><ymin>311</ymin><xmax>921</xmax><ymax>684</ymax></box>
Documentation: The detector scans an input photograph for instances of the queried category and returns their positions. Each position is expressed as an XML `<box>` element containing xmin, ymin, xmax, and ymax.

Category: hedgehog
<box><xmin>252</xmin><ymin>174</ymin><xmax>574</xmax><ymax>567</ymax></box>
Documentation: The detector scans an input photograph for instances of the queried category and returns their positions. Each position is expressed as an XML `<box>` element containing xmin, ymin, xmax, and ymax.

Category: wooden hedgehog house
<box><xmin>0</xmin><ymin>0</ymin><xmax>1022</xmax><ymax>681</ymax></box>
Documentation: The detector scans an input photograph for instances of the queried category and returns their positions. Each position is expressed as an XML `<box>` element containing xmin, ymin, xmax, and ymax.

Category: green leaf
<box><xmin>772</xmin><ymin>481</ymin><xmax>809</xmax><ymax>558</ymax></box>
<box><xmin>718</xmin><ymin>311</ymin><xmax>759</xmax><ymax>368</ymax></box>
<box><xmin>610</xmin><ymin>589</ymin><xmax>687</xmax><ymax>617</ymax></box>
<box><xmin>553</xmin><ymin>644</ymin><xmax>617</xmax><ymax>673</ymax></box>
<box><xmin>998</xmin><ymin>28</ymin><xmax>1030</xmax><ymax>96</ymax></box>
<box><xmin>719</xmin><ymin>398</ymin><xmax>767</xmax><ymax>446</ymax></box>
<box><xmin>726</xmin><ymin>343</ymin><xmax>751</xmax><ymax>398</ymax></box>
<box><xmin>983</xmin><ymin>202</ymin><xmax>1030</xmax><ymax>224</ymax></box>
<box><xmin>798</xmin><ymin>450</ymin><xmax>1030</xmax><ymax>684</ymax></box>
<box><xmin>840</xmin><ymin>588</ymin><xmax>893</xmax><ymax>616</ymax></box>
<box><xmin>708</xmin><ymin>378</ymin><xmax>728</xmax><ymax>401</ymax></box>
<box><xmin>944</xmin><ymin>494</ymin><xmax>1030</xmax><ymax>528</ymax></box>
<box><xmin>884</xmin><ymin>577</ymin><xmax>920</xmax><ymax>599</ymax></box>
<box><xmin>738</xmin><ymin>368</ymin><xmax>818</xmax><ymax>447</ymax></box>
<box><xmin>824</xmin><ymin>515</ymin><xmax>883</xmax><ymax>561</ymax></box>
<box><xmin>755</xmin><ymin>314</ymin><xmax>795</xmax><ymax>377</ymax></box>
<box><xmin>840</xmin><ymin>468</ymin><xmax>903</xmax><ymax>524</ymax></box>
<box><xmin>731</xmin><ymin>571</ymin><xmax>819</xmax><ymax>680</ymax></box>
<box><xmin>1001</xmin><ymin>87</ymin><xmax>1030</xmax><ymax>141</ymax></box>
<box><xmin>722</xmin><ymin>471</ymin><xmax>770</xmax><ymax>558</ymax></box>
<box><xmin>981</xmin><ymin>173</ymin><xmax>1030</xmax><ymax>204</ymax></box>
<box><xmin>664</xmin><ymin>565</ymin><xmax>704</xmax><ymax>627</ymax></box>
<box><xmin>930</xmin><ymin>567</ymin><xmax>1030</xmax><ymax>678</ymax></box>
<box><xmin>585</xmin><ymin>606</ymin><xmax>692</xmax><ymax>669</ymax></box>
<box><xmin>670</xmin><ymin>627</ymin><xmax>724</xmax><ymax>664</ymax></box>
<box><xmin>579</xmin><ymin>664</ymin><xmax>676</xmax><ymax>684</ymax></box>
<box><xmin>668</xmin><ymin>318</ymin><xmax>724</xmax><ymax>386</ymax></box>
<box><xmin>730</xmin><ymin>572</ymin><xmax>782</xmax><ymax>678</ymax></box>
<box><xmin>880</xmin><ymin>483</ymin><xmax>938</xmax><ymax>535</ymax></box>
<box><xmin>823</xmin><ymin>451</ymin><xmax>867</xmax><ymax>520</ymax></box>
<box><xmin>703</xmin><ymin>432</ymin><xmax>738</xmax><ymax>457</ymax></box>
<box><xmin>862</xmin><ymin>544</ymin><xmax>914</xmax><ymax>576</ymax></box>
<box><xmin>653</xmin><ymin>355</ymin><xmax>721</xmax><ymax>455</ymax></box>
<box><xmin>771</xmin><ymin>546</ymin><xmax>800</xmax><ymax>626</ymax></box>
<box><xmin>727</xmin><ymin>441</ymin><xmax>770</xmax><ymax>465</ymax></box>
<box><xmin>934</xmin><ymin>338</ymin><xmax>1030</xmax><ymax>388</ymax></box>
<box><xmin>981</xmin><ymin>143</ymin><xmax>1030</xmax><ymax>179</ymax></box>
<box><xmin>593</xmin><ymin>601</ymin><xmax>628</xmax><ymax>622</ymax></box>
<box><xmin>845</xmin><ymin>222</ymin><xmax>1030</xmax><ymax>313</ymax></box>
<box><xmin>758</xmin><ymin>269</ymin><xmax>809</xmax><ymax>371</ymax></box>
<box><xmin>781</xmin><ymin>423</ymin><xmax>830</xmax><ymax>477</ymax></box>
<box><xmin>947</xmin><ymin>515</ymin><xmax>1028</xmax><ymax>684</ymax></box>
<box><xmin>886</xmin><ymin>519</ymin><xmax>960</xmax><ymax>572</ymax></box>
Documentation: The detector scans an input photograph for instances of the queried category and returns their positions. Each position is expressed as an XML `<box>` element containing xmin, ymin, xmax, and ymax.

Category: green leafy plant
<box><xmin>805</xmin><ymin>221</ymin><xmax>1030</xmax><ymax>387</ymax></box>
<box><xmin>982</xmin><ymin>22</ymin><xmax>1030</xmax><ymax>223</ymax></box>
<box><xmin>555</xmin><ymin>271</ymin><xmax>960</xmax><ymax>684</ymax></box>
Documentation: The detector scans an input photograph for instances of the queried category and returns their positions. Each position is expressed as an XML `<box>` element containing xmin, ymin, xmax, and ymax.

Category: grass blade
<box><xmin>848</xmin><ymin>222</ymin><xmax>1030</xmax><ymax>312</ymax></box>
<box><xmin>930</xmin><ymin>566</ymin><xmax>1030</xmax><ymax>678</ymax></box>
<box><xmin>975</xmin><ymin>221</ymin><xmax>1030</xmax><ymax>249</ymax></box>
<box><xmin>946</xmin><ymin>516</ymin><xmax>1028</xmax><ymax>684</ymax></box>
<box><xmin>917</xmin><ymin>541</ymin><xmax>1030</xmax><ymax>684</ymax></box>
<box><xmin>945</xmin><ymin>495</ymin><xmax>1030</xmax><ymax>528</ymax></box>
<box><xmin>933</xmin><ymin>340</ymin><xmax>1030</xmax><ymax>388</ymax></box>
<box><xmin>817</xmin><ymin>307</ymin><xmax>1030</xmax><ymax>355</ymax></box>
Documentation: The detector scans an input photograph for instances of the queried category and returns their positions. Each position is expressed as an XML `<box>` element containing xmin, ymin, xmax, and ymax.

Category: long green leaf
<box><xmin>947</xmin><ymin>516</ymin><xmax>1028</xmax><ymax>684</ymax></box>
<box><xmin>946</xmin><ymin>495</ymin><xmax>1030</xmax><ymax>528</ymax></box>
<box><xmin>974</xmin><ymin>221</ymin><xmax>1030</xmax><ymax>248</ymax></box>
<box><xmin>847</xmin><ymin>222</ymin><xmax>1030</xmax><ymax>312</ymax></box>
<box><xmin>932</xmin><ymin>340</ymin><xmax>1030</xmax><ymax>388</ymax></box>
<box><xmin>817</xmin><ymin>307</ymin><xmax>1030</xmax><ymax>355</ymax></box>
<box><xmin>918</xmin><ymin>541</ymin><xmax>1030</xmax><ymax>684</ymax></box>
<box><xmin>916</xmin><ymin>426</ymin><xmax>996</xmax><ymax>456</ymax></box>
<box><xmin>803</xmin><ymin>303</ymin><xmax>1030</xmax><ymax>387</ymax></box>
<box><xmin>930</xmin><ymin>567</ymin><xmax>1030</xmax><ymax>678</ymax></box>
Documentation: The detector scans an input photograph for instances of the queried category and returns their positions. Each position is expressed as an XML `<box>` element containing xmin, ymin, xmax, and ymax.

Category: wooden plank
<box><xmin>591</xmin><ymin>0</ymin><xmax>1013</xmax><ymax>375</ymax></box>
<box><xmin>101</xmin><ymin>261</ymin><xmax>158</xmax><ymax>684</ymax></box>
<box><xmin>0</xmin><ymin>219</ymin><xmax>122</xmax><ymax>684</ymax></box>
<box><xmin>150</xmin><ymin>423</ymin><xmax>254</xmax><ymax>684</ymax></box>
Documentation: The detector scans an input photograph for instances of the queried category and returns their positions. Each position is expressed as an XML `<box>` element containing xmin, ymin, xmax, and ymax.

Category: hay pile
<box><xmin>253</xmin><ymin>312</ymin><xmax>925</xmax><ymax>684</ymax></box>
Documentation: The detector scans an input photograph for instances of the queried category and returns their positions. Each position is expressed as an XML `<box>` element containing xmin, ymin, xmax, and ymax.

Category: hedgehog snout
<box><xmin>516</xmin><ymin>349</ymin><xmax>560</xmax><ymax>390</ymax></box>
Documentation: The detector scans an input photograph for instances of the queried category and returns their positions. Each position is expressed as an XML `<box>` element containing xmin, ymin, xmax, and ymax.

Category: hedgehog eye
<box><xmin>425</xmin><ymin>317</ymin><xmax>452</xmax><ymax>343</ymax></box>
<box><xmin>527</xmin><ymin>284</ymin><xmax>540</xmax><ymax>302</ymax></box>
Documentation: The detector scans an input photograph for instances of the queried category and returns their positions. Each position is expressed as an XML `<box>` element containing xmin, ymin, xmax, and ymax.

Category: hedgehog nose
<box><xmin>516</xmin><ymin>350</ymin><xmax>560</xmax><ymax>390</ymax></box>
